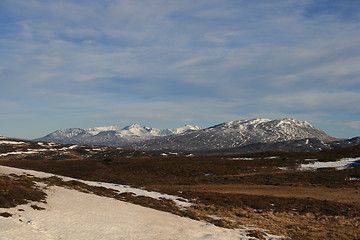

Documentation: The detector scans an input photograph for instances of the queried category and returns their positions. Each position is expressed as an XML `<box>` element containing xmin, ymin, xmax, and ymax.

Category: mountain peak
<box><xmin>169</xmin><ymin>125</ymin><xmax>203</xmax><ymax>134</ymax></box>
<box><xmin>123</xmin><ymin>123</ymin><xmax>146</xmax><ymax>129</ymax></box>
<box><xmin>86</xmin><ymin>125</ymin><xmax>123</xmax><ymax>135</ymax></box>
<box><xmin>123</xmin><ymin>123</ymin><xmax>144</xmax><ymax>130</ymax></box>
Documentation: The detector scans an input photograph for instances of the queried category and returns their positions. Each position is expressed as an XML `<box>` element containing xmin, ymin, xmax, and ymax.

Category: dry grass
<box><xmin>1</xmin><ymin>144</ymin><xmax>360</xmax><ymax>239</ymax></box>
<box><xmin>186</xmin><ymin>202</ymin><xmax>360</xmax><ymax>240</ymax></box>
<box><xmin>161</xmin><ymin>183</ymin><xmax>360</xmax><ymax>205</ymax></box>
<box><xmin>0</xmin><ymin>175</ymin><xmax>47</xmax><ymax>209</ymax></box>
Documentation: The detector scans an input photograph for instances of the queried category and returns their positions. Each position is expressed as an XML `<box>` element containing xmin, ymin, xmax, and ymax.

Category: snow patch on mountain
<box><xmin>118</xmin><ymin>124</ymin><xmax>164</xmax><ymax>139</ymax></box>
<box><xmin>169</xmin><ymin>125</ymin><xmax>203</xmax><ymax>134</ymax></box>
<box><xmin>86</xmin><ymin>125</ymin><xmax>124</xmax><ymax>135</ymax></box>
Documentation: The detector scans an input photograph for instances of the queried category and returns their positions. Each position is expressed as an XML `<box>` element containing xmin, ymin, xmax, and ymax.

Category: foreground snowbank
<box><xmin>0</xmin><ymin>165</ymin><xmax>190</xmax><ymax>208</ymax></box>
<box><xmin>0</xmin><ymin>186</ymin><xmax>251</xmax><ymax>240</ymax></box>
<box><xmin>0</xmin><ymin>166</ymin><xmax>283</xmax><ymax>240</ymax></box>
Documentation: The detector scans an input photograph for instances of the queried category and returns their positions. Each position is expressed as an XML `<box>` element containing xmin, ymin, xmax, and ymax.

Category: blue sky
<box><xmin>1</xmin><ymin>0</ymin><xmax>360</xmax><ymax>139</ymax></box>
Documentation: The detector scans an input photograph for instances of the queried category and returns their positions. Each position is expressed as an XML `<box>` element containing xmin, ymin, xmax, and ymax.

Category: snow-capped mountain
<box><xmin>36</xmin><ymin>124</ymin><xmax>202</xmax><ymax>145</ymax></box>
<box><xmin>36</xmin><ymin>118</ymin><xmax>339</xmax><ymax>153</ymax></box>
<box><xmin>129</xmin><ymin>118</ymin><xmax>337</xmax><ymax>152</ymax></box>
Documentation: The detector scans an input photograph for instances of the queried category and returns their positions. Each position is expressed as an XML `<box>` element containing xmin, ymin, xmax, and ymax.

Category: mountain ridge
<box><xmin>128</xmin><ymin>118</ymin><xmax>337</xmax><ymax>152</ymax></box>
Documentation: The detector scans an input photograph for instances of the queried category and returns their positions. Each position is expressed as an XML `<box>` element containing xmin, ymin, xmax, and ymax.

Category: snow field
<box><xmin>0</xmin><ymin>186</ymin><xmax>254</xmax><ymax>240</ymax></box>
<box><xmin>0</xmin><ymin>166</ymin><xmax>284</xmax><ymax>240</ymax></box>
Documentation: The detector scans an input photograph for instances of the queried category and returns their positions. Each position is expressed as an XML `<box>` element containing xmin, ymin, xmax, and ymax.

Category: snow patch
<box><xmin>169</xmin><ymin>125</ymin><xmax>203</xmax><ymax>134</ymax></box>
<box><xmin>91</xmin><ymin>148</ymin><xmax>103</xmax><ymax>151</ymax></box>
<box><xmin>86</xmin><ymin>125</ymin><xmax>123</xmax><ymax>135</ymax></box>
<box><xmin>347</xmin><ymin>177</ymin><xmax>360</xmax><ymax>181</ymax></box>
<box><xmin>207</xmin><ymin>214</ymin><xmax>223</xmax><ymax>220</ymax></box>
<box><xmin>59</xmin><ymin>145</ymin><xmax>78</xmax><ymax>151</ymax></box>
<box><xmin>84</xmin><ymin>181</ymin><xmax>191</xmax><ymax>208</ymax></box>
<box><xmin>278</xmin><ymin>167</ymin><xmax>290</xmax><ymax>171</ymax></box>
<box><xmin>298</xmin><ymin>157</ymin><xmax>360</xmax><ymax>170</ymax></box>
<box><xmin>0</xmin><ymin>140</ymin><xmax>26</xmax><ymax>145</ymax></box>
<box><xmin>0</xmin><ymin>149</ymin><xmax>49</xmax><ymax>157</ymax></box>
<box><xmin>228</xmin><ymin>157</ymin><xmax>254</xmax><ymax>161</ymax></box>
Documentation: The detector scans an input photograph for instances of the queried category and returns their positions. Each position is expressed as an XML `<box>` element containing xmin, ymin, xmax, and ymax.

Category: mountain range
<box><xmin>127</xmin><ymin>118</ymin><xmax>340</xmax><ymax>153</ymax></box>
<box><xmin>33</xmin><ymin>118</ymin><xmax>360</xmax><ymax>154</ymax></box>
<box><xmin>36</xmin><ymin>124</ymin><xmax>202</xmax><ymax>146</ymax></box>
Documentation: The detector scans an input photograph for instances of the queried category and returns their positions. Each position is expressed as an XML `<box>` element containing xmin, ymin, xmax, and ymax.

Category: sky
<box><xmin>1</xmin><ymin>0</ymin><xmax>360</xmax><ymax>139</ymax></box>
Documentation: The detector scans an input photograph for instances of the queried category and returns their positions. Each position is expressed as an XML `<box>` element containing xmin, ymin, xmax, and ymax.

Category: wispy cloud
<box><xmin>344</xmin><ymin>121</ymin><xmax>360</xmax><ymax>129</ymax></box>
<box><xmin>264</xmin><ymin>91</ymin><xmax>360</xmax><ymax>112</ymax></box>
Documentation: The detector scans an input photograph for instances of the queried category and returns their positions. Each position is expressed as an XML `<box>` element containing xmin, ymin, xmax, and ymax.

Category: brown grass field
<box><xmin>1</xmin><ymin>144</ymin><xmax>360</xmax><ymax>239</ymax></box>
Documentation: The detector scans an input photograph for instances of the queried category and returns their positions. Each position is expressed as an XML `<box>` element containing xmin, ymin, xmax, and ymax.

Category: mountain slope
<box><xmin>129</xmin><ymin>118</ymin><xmax>336</xmax><ymax>152</ymax></box>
